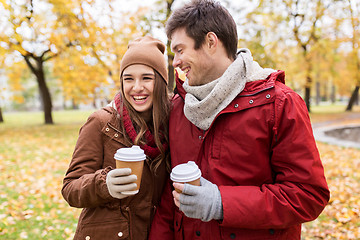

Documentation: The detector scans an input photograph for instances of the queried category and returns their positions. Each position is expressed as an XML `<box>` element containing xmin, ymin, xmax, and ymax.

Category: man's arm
<box><xmin>220</xmin><ymin>90</ymin><xmax>330</xmax><ymax>228</ymax></box>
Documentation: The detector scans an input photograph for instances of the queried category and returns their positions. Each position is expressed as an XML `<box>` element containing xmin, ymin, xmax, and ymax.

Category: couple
<box><xmin>62</xmin><ymin>0</ymin><xmax>329</xmax><ymax>239</ymax></box>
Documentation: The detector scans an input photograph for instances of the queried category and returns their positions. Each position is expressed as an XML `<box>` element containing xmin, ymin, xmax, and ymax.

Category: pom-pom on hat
<box><xmin>120</xmin><ymin>35</ymin><xmax>168</xmax><ymax>84</ymax></box>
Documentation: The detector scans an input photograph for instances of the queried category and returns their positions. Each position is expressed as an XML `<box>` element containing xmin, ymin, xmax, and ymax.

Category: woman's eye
<box><xmin>123</xmin><ymin>78</ymin><xmax>133</xmax><ymax>81</ymax></box>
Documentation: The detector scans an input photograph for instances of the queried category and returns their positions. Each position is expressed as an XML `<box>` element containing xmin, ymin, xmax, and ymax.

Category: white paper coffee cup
<box><xmin>114</xmin><ymin>145</ymin><xmax>146</xmax><ymax>195</ymax></box>
<box><xmin>170</xmin><ymin>161</ymin><xmax>202</xmax><ymax>193</ymax></box>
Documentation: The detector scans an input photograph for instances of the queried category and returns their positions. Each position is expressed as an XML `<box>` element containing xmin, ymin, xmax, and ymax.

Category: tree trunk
<box><xmin>36</xmin><ymin>66</ymin><xmax>53</xmax><ymax>124</ymax></box>
<box><xmin>167</xmin><ymin>52</ymin><xmax>175</xmax><ymax>92</ymax></box>
<box><xmin>166</xmin><ymin>0</ymin><xmax>175</xmax><ymax>92</ymax></box>
<box><xmin>0</xmin><ymin>107</ymin><xmax>3</xmax><ymax>123</ymax></box>
<box><xmin>315</xmin><ymin>82</ymin><xmax>320</xmax><ymax>105</ymax></box>
<box><xmin>331</xmin><ymin>85</ymin><xmax>336</xmax><ymax>104</ymax></box>
<box><xmin>323</xmin><ymin>81</ymin><xmax>328</xmax><ymax>102</ymax></box>
<box><xmin>305</xmin><ymin>86</ymin><xmax>311</xmax><ymax>112</ymax></box>
<box><xmin>346</xmin><ymin>85</ymin><xmax>359</xmax><ymax>111</ymax></box>
<box><xmin>72</xmin><ymin>99</ymin><xmax>79</xmax><ymax>110</ymax></box>
<box><xmin>304</xmin><ymin>68</ymin><xmax>312</xmax><ymax>112</ymax></box>
<box><xmin>25</xmin><ymin>55</ymin><xmax>54</xmax><ymax>124</ymax></box>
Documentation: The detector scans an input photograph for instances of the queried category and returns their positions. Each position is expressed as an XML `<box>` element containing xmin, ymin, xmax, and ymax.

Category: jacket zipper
<box><xmin>125</xmin><ymin>206</ymin><xmax>133</xmax><ymax>239</ymax></box>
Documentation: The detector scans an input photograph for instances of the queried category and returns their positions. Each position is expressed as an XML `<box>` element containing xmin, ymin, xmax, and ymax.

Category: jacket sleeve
<box><xmin>61</xmin><ymin>111</ymin><xmax>113</xmax><ymax>208</ymax></box>
<box><xmin>149</xmin><ymin>178</ymin><xmax>175</xmax><ymax>240</ymax></box>
<box><xmin>219</xmin><ymin>89</ymin><xmax>330</xmax><ymax>229</ymax></box>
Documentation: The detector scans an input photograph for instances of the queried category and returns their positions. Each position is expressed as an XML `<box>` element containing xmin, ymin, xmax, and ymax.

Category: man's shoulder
<box><xmin>274</xmin><ymin>80</ymin><xmax>301</xmax><ymax>101</ymax></box>
<box><xmin>171</xmin><ymin>94</ymin><xmax>184</xmax><ymax>108</ymax></box>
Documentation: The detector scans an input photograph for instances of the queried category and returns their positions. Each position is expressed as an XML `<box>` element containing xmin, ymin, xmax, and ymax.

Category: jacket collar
<box><xmin>174</xmin><ymin>70</ymin><xmax>187</xmax><ymax>100</ymax></box>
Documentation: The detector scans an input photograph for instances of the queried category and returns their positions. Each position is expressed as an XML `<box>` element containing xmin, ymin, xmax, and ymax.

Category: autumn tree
<box><xmin>1</xmin><ymin>0</ymin><xmax>78</xmax><ymax>123</ymax></box>
<box><xmin>141</xmin><ymin>0</ymin><xmax>176</xmax><ymax>90</ymax></box>
<box><xmin>345</xmin><ymin>0</ymin><xmax>360</xmax><ymax>111</ymax></box>
<box><xmin>0</xmin><ymin>54</ymin><xmax>4</xmax><ymax>123</ymax></box>
<box><xmin>247</xmin><ymin>0</ymin><xmax>355</xmax><ymax>112</ymax></box>
<box><xmin>165</xmin><ymin>0</ymin><xmax>176</xmax><ymax>91</ymax></box>
<box><xmin>1</xmin><ymin>0</ymin><xmax>85</xmax><ymax>123</ymax></box>
<box><xmin>0</xmin><ymin>0</ymin><xmax>150</xmax><ymax>124</ymax></box>
<box><xmin>273</xmin><ymin>0</ymin><xmax>330</xmax><ymax>112</ymax></box>
<box><xmin>52</xmin><ymin>3</ymin><xmax>148</xmax><ymax>107</ymax></box>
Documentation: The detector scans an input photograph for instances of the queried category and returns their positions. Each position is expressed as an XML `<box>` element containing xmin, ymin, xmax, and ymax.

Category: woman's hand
<box><xmin>106</xmin><ymin>168</ymin><xmax>138</xmax><ymax>199</ymax></box>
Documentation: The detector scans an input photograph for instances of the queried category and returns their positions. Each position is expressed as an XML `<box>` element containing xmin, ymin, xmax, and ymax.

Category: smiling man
<box><xmin>149</xmin><ymin>0</ymin><xmax>330</xmax><ymax>240</ymax></box>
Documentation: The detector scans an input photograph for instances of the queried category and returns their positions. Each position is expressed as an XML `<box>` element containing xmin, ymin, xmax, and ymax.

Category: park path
<box><xmin>312</xmin><ymin>112</ymin><xmax>360</xmax><ymax>149</ymax></box>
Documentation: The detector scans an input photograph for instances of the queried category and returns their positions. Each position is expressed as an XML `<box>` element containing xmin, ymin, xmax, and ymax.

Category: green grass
<box><xmin>1</xmin><ymin>109</ymin><xmax>94</xmax><ymax>126</ymax></box>
<box><xmin>0</xmin><ymin>110</ymin><xmax>93</xmax><ymax>240</ymax></box>
<box><xmin>310</xmin><ymin>104</ymin><xmax>360</xmax><ymax>124</ymax></box>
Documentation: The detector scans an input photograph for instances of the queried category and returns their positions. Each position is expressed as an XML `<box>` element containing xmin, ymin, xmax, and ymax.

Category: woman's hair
<box><xmin>166</xmin><ymin>0</ymin><xmax>238</xmax><ymax>60</ymax></box>
<box><xmin>119</xmin><ymin>70</ymin><xmax>171</xmax><ymax>173</ymax></box>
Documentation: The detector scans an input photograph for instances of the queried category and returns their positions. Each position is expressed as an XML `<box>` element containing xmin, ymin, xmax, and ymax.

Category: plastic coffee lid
<box><xmin>114</xmin><ymin>145</ymin><xmax>146</xmax><ymax>161</ymax></box>
<box><xmin>170</xmin><ymin>161</ymin><xmax>202</xmax><ymax>182</ymax></box>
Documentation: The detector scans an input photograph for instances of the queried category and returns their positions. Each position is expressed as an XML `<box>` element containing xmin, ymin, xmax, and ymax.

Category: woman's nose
<box><xmin>133</xmin><ymin>80</ymin><xmax>144</xmax><ymax>91</ymax></box>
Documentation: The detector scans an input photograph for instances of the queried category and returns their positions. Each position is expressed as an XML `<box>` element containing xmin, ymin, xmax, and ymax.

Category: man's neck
<box><xmin>207</xmin><ymin>56</ymin><xmax>234</xmax><ymax>83</ymax></box>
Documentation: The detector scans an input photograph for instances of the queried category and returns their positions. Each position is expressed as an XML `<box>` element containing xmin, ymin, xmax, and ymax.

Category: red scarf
<box><xmin>114</xmin><ymin>93</ymin><xmax>168</xmax><ymax>159</ymax></box>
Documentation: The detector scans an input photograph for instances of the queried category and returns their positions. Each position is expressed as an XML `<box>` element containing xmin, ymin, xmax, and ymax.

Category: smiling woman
<box><xmin>61</xmin><ymin>35</ymin><xmax>171</xmax><ymax>240</ymax></box>
<box><xmin>122</xmin><ymin>64</ymin><xmax>155</xmax><ymax>119</ymax></box>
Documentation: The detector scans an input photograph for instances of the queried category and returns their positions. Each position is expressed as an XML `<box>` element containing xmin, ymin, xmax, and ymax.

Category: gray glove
<box><xmin>106</xmin><ymin>168</ymin><xmax>137</xmax><ymax>199</ymax></box>
<box><xmin>179</xmin><ymin>177</ymin><xmax>223</xmax><ymax>222</ymax></box>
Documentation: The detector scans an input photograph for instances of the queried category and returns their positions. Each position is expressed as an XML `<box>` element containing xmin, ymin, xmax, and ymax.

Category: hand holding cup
<box><xmin>110</xmin><ymin>145</ymin><xmax>146</xmax><ymax>197</ymax></box>
<box><xmin>170</xmin><ymin>161</ymin><xmax>201</xmax><ymax>193</ymax></box>
<box><xmin>106</xmin><ymin>168</ymin><xmax>138</xmax><ymax>199</ymax></box>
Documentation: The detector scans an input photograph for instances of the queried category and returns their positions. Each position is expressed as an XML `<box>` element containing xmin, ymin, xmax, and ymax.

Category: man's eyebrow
<box><xmin>171</xmin><ymin>43</ymin><xmax>180</xmax><ymax>52</ymax></box>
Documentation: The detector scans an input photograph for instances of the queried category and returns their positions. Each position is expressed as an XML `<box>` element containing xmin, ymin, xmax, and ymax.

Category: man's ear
<box><xmin>205</xmin><ymin>32</ymin><xmax>218</xmax><ymax>52</ymax></box>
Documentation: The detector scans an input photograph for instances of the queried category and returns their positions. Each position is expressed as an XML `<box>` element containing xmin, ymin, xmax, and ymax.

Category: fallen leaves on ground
<box><xmin>302</xmin><ymin>142</ymin><xmax>360</xmax><ymax>239</ymax></box>
<box><xmin>0</xmin><ymin>124</ymin><xmax>82</xmax><ymax>239</ymax></box>
<box><xmin>0</xmin><ymin>112</ymin><xmax>359</xmax><ymax>239</ymax></box>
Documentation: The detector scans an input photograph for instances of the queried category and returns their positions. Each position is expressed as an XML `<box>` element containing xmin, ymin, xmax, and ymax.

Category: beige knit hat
<box><xmin>120</xmin><ymin>35</ymin><xmax>168</xmax><ymax>84</ymax></box>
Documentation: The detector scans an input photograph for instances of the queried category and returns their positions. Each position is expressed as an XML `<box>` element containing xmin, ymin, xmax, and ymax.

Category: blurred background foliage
<box><xmin>0</xmin><ymin>0</ymin><xmax>359</xmax><ymax>123</ymax></box>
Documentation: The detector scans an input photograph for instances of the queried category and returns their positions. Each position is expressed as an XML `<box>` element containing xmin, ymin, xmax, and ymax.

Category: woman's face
<box><xmin>122</xmin><ymin>64</ymin><xmax>155</xmax><ymax>115</ymax></box>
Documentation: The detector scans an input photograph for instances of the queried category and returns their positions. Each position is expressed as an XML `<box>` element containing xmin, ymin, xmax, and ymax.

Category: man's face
<box><xmin>170</xmin><ymin>28</ymin><xmax>213</xmax><ymax>86</ymax></box>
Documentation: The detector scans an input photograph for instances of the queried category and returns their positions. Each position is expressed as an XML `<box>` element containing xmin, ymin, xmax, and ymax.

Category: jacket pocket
<box><xmin>102</xmin><ymin>122</ymin><xmax>128</xmax><ymax>146</ymax></box>
<box><xmin>174</xmin><ymin>210</ymin><xmax>184</xmax><ymax>240</ymax></box>
<box><xmin>76</xmin><ymin>219</ymin><xmax>130</xmax><ymax>240</ymax></box>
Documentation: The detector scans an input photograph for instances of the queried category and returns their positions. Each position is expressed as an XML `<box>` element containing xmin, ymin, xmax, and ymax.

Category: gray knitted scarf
<box><xmin>183</xmin><ymin>48</ymin><xmax>275</xmax><ymax>130</ymax></box>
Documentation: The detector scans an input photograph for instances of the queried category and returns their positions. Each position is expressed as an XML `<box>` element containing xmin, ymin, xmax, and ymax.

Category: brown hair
<box><xmin>166</xmin><ymin>0</ymin><xmax>238</xmax><ymax>60</ymax></box>
<box><xmin>119</xmin><ymin>70</ymin><xmax>171</xmax><ymax>173</ymax></box>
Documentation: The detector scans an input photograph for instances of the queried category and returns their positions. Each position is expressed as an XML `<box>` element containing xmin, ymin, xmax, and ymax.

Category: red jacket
<box><xmin>149</xmin><ymin>71</ymin><xmax>329</xmax><ymax>240</ymax></box>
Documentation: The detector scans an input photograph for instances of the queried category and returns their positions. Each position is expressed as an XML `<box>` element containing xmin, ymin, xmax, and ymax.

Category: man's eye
<box><xmin>177</xmin><ymin>49</ymin><xmax>182</xmax><ymax>53</ymax></box>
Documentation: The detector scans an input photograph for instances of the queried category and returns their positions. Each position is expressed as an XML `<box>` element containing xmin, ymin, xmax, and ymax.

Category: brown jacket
<box><xmin>62</xmin><ymin>106</ymin><xmax>168</xmax><ymax>240</ymax></box>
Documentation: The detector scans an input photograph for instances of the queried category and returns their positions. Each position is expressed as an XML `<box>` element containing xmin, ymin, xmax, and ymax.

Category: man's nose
<box><xmin>173</xmin><ymin>55</ymin><xmax>181</xmax><ymax>68</ymax></box>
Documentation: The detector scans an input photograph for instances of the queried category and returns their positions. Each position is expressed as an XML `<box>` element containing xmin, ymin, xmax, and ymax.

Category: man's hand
<box><xmin>172</xmin><ymin>177</ymin><xmax>223</xmax><ymax>222</ymax></box>
<box><xmin>106</xmin><ymin>168</ymin><xmax>137</xmax><ymax>199</ymax></box>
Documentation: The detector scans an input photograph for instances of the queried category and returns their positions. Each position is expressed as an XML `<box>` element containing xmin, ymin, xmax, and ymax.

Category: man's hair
<box><xmin>166</xmin><ymin>0</ymin><xmax>238</xmax><ymax>60</ymax></box>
